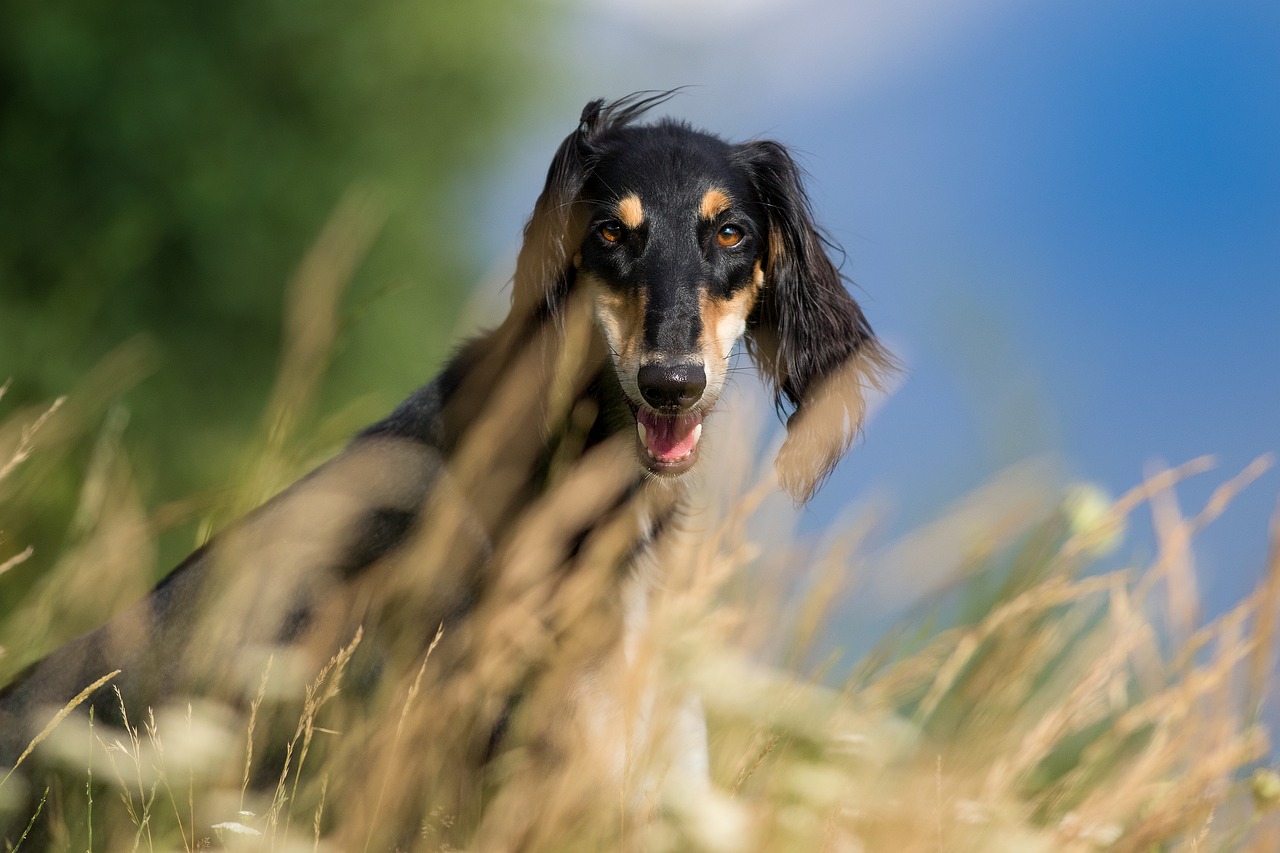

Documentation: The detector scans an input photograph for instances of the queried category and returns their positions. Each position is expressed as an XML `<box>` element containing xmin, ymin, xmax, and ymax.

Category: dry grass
<box><xmin>1</xmin><ymin>211</ymin><xmax>1278</xmax><ymax>851</ymax></box>
<box><xmin>2</xmin><ymin>415</ymin><xmax>1275</xmax><ymax>852</ymax></box>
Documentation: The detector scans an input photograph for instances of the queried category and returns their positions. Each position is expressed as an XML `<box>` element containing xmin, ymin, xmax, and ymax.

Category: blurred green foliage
<box><xmin>0</xmin><ymin>0</ymin><xmax>553</xmax><ymax>594</ymax></box>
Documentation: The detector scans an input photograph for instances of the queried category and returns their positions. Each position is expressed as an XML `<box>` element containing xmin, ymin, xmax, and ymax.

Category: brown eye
<box><xmin>598</xmin><ymin>221</ymin><xmax>623</xmax><ymax>244</ymax></box>
<box><xmin>716</xmin><ymin>224</ymin><xmax>745</xmax><ymax>249</ymax></box>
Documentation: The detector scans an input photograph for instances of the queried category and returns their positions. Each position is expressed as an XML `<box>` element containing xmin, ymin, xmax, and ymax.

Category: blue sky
<box><xmin>794</xmin><ymin>1</ymin><xmax>1280</xmax><ymax>615</ymax></box>
<box><xmin>478</xmin><ymin>0</ymin><xmax>1280</xmax><ymax>622</ymax></box>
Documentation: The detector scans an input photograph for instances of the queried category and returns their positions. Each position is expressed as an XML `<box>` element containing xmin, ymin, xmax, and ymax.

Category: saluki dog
<box><xmin>0</xmin><ymin>92</ymin><xmax>891</xmax><ymax>845</ymax></box>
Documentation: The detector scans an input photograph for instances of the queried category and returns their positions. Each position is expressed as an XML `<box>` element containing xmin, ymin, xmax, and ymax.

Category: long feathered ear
<box><xmin>512</xmin><ymin>91</ymin><xmax>685</xmax><ymax>320</ymax></box>
<box><xmin>510</xmin><ymin>100</ymin><xmax>600</xmax><ymax>319</ymax></box>
<box><xmin>738</xmin><ymin>140</ymin><xmax>896</xmax><ymax>503</ymax></box>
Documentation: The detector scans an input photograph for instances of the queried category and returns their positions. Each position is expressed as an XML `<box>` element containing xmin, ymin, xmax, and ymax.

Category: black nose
<box><xmin>637</xmin><ymin>363</ymin><xmax>707</xmax><ymax>411</ymax></box>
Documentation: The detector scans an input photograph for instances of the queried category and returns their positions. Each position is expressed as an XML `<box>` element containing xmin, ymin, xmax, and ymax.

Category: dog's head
<box><xmin>514</xmin><ymin>93</ymin><xmax>894</xmax><ymax>502</ymax></box>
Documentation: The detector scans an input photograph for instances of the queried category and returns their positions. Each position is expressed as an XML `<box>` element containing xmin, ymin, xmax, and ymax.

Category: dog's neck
<box><xmin>419</xmin><ymin>298</ymin><xmax>648</xmax><ymax>517</ymax></box>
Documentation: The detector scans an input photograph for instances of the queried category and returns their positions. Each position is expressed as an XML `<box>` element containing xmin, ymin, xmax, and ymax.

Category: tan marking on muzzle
<box><xmin>698</xmin><ymin>268</ymin><xmax>763</xmax><ymax>390</ymax></box>
<box><xmin>582</xmin><ymin>273</ymin><xmax>647</xmax><ymax>369</ymax></box>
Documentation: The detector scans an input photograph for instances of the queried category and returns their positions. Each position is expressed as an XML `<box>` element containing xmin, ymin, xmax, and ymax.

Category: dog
<box><xmin>0</xmin><ymin>91</ymin><xmax>891</xmax><ymax>845</ymax></box>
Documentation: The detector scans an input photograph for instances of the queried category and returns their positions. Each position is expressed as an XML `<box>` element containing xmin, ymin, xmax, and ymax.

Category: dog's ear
<box><xmin>738</xmin><ymin>140</ymin><xmax>895</xmax><ymax>503</ymax></box>
<box><xmin>513</xmin><ymin>91</ymin><xmax>684</xmax><ymax>320</ymax></box>
<box><xmin>511</xmin><ymin>100</ymin><xmax>602</xmax><ymax>319</ymax></box>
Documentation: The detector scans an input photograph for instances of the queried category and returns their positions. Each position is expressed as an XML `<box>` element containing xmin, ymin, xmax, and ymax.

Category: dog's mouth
<box><xmin>634</xmin><ymin>407</ymin><xmax>705</xmax><ymax>474</ymax></box>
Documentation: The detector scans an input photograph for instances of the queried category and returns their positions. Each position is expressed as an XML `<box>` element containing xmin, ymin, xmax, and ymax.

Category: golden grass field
<box><xmin>1</xmin><ymin>213</ymin><xmax>1278</xmax><ymax>851</ymax></box>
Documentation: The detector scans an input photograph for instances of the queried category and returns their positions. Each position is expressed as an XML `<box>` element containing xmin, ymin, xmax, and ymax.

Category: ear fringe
<box><xmin>738</xmin><ymin>139</ymin><xmax>898</xmax><ymax>502</ymax></box>
<box><xmin>511</xmin><ymin>125</ymin><xmax>589</xmax><ymax>319</ymax></box>
<box><xmin>775</xmin><ymin>338</ymin><xmax>896</xmax><ymax>503</ymax></box>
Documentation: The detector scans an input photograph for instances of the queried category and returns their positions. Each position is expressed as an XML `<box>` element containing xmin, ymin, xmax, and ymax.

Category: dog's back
<box><xmin>0</xmin><ymin>93</ymin><xmax>891</xmax><ymax>847</ymax></box>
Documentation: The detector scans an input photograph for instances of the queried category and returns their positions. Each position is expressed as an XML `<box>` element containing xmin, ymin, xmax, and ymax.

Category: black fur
<box><xmin>0</xmin><ymin>95</ymin><xmax>891</xmax><ymax>837</ymax></box>
<box><xmin>737</xmin><ymin>139</ymin><xmax>892</xmax><ymax>499</ymax></box>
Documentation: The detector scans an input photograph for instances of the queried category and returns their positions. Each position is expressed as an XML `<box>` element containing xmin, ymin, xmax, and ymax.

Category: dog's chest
<box><xmin>562</xmin><ymin>498</ymin><xmax>708</xmax><ymax>794</ymax></box>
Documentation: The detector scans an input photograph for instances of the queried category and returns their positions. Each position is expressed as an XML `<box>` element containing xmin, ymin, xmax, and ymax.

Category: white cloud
<box><xmin>582</xmin><ymin>0</ymin><xmax>1018</xmax><ymax>106</ymax></box>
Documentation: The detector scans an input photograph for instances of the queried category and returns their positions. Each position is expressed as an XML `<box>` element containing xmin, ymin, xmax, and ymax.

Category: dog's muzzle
<box><xmin>634</xmin><ymin>362</ymin><xmax>707</xmax><ymax>473</ymax></box>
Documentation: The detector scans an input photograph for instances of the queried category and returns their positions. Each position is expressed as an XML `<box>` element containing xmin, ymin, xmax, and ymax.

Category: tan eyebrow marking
<box><xmin>617</xmin><ymin>194</ymin><xmax>645</xmax><ymax>229</ymax></box>
<box><xmin>700</xmin><ymin>188</ymin><xmax>732</xmax><ymax>220</ymax></box>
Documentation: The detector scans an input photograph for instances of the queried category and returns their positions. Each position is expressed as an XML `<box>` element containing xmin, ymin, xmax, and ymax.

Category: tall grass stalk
<box><xmin>1</xmin><ymin>209</ymin><xmax>1276</xmax><ymax>850</ymax></box>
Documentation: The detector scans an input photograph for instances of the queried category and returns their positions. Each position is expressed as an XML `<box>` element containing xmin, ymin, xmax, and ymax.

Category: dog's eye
<box><xmin>598</xmin><ymin>221</ymin><xmax>623</xmax><ymax>244</ymax></box>
<box><xmin>716</xmin><ymin>224</ymin><xmax>745</xmax><ymax>249</ymax></box>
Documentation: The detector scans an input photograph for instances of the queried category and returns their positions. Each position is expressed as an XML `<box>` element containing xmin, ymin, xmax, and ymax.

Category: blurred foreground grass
<box><xmin>1</xmin><ymin>228</ymin><xmax>1279</xmax><ymax>850</ymax></box>
<box><xmin>0</xmin><ymin>0</ymin><xmax>553</xmax><ymax>599</ymax></box>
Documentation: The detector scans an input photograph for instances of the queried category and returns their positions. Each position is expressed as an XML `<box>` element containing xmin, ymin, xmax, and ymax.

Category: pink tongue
<box><xmin>638</xmin><ymin>411</ymin><xmax>702</xmax><ymax>461</ymax></box>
